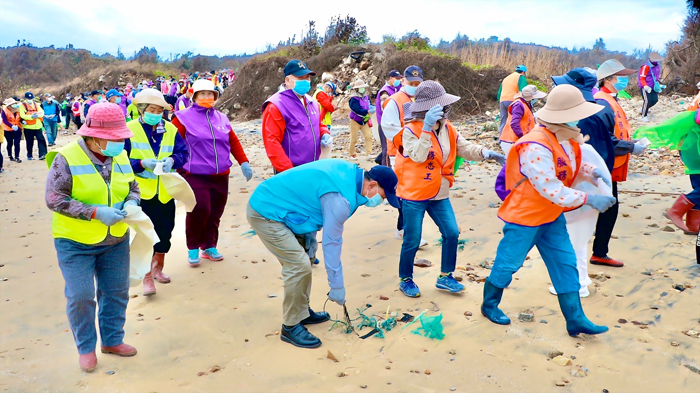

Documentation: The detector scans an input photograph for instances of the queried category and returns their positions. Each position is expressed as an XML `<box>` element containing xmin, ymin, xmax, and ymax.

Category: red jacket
<box><xmin>261</xmin><ymin>97</ymin><xmax>330</xmax><ymax>173</ymax></box>
<box><xmin>314</xmin><ymin>90</ymin><xmax>335</xmax><ymax>122</ymax></box>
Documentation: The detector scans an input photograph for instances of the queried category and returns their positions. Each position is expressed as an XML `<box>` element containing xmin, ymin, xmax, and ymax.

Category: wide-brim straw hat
<box><xmin>409</xmin><ymin>80</ymin><xmax>460</xmax><ymax>113</ymax></box>
<box><xmin>649</xmin><ymin>52</ymin><xmax>663</xmax><ymax>62</ymax></box>
<box><xmin>77</xmin><ymin>103</ymin><xmax>133</xmax><ymax>140</ymax></box>
<box><xmin>351</xmin><ymin>79</ymin><xmax>369</xmax><ymax>89</ymax></box>
<box><xmin>535</xmin><ymin>85</ymin><xmax>604</xmax><ymax>124</ymax></box>
<box><xmin>132</xmin><ymin>88</ymin><xmax>170</xmax><ymax>109</ymax></box>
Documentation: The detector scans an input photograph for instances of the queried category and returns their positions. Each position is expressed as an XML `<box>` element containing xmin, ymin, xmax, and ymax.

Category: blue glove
<box><xmin>368</xmin><ymin>104</ymin><xmax>376</xmax><ymax>114</ymax></box>
<box><xmin>11</xmin><ymin>125</ymin><xmax>18</xmax><ymax>131</ymax></box>
<box><xmin>483</xmin><ymin>149</ymin><xmax>506</xmax><ymax>166</ymax></box>
<box><xmin>422</xmin><ymin>105</ymin><xmax>444</xmax><ymax>131</ymax></box>
<box><xmin>241</xmin><ymin>162</ymin><xmax>253</xmax><ymax>182</ymax></box>
<box><xmin>161</xmin><ymin>157</ymin><xmax>174</xmax><ymax>172</ymax></box>
<box><xmin>141</xmin><ymin>158</ymin><xmax>159</xmax><ymax>171</ymax></box>
<box><xmin>591</xmin><ymin>168</ymin><xmax>612</xmax><ymax>187</ymax></box>
<box><xmin>328</xmin><ymin>287</ymin><xmax>346</xmax><ymax>305</ymax></box>
<box><xmin>632</xmin><ymin>142</ymin><xmax>647</xmax><ymax>156</ymax></box>
<box><xmin>585</xmin><ymin>194</ymin><xmax>617</xmax><ymax>213</ymax></box>
<box><xmin>94</xmin><ymin>207</ymin><xmax>127</xmax><ymax>226</ymax></box>
<box><xmin>321</xmin><ymin>134</ymin><xmax>332</xmax><ymax>147</ymax></box>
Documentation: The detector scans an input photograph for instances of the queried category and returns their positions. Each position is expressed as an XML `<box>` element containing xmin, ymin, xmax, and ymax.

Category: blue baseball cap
<box><xmin>388</xmin><ymin>69</ymin><xmax>402</xmax><ymax>78</ymax></box>
<box><xmin>106</xmin><ymin>89</ymin><xmax>123</xmax><ymax>100</ymax></box>
<box><xmin>404</xmin><ymin>65</ymin><xmax>423</xmax><ymax>82</ymax></box>
<box><xmin>551</xmin><ymin>68</ymin><xmax>596</xmax><ymax>102</ymax></box>
<box><xmin>24</xmin><ymin>92</ymin><xmax>34</xmax><ymax>99</ymax></box>
<box><xmin>515</xmin><ymin>65</ymin><xmax>527</xmax><ymax>73</ymax></box>
<box><xmin>284</xmin><ymin>60</ymin><xmax>316</xmax><ymax>77</ymax></box>
<box><xmin>368</xmin><ymin>166</ymin><xmax>400</xmax><ymax>209</ymax></box>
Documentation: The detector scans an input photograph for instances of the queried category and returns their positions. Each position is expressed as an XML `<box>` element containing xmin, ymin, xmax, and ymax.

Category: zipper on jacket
<box><xmin>206</xmin><ymin>109</ymin><xmax>219</xmax><ymax>173</ymax></box>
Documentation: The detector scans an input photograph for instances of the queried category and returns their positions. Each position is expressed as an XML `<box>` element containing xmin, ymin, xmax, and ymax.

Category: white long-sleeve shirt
<box><xmin>380</xmin><ymin>91</ymin><xmax>405</xmax><ymax>142</ymax></box>
<box><xmin>519</xmin><ymin>140</ymin><xmax>595</xmax><ymax>208</ymax></box>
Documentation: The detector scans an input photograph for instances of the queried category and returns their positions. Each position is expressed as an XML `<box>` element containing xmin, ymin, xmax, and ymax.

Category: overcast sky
<box><xmin>0</xmin><ymin>0</ymin><xmax>688</xmax><ymax>58</ymax></box>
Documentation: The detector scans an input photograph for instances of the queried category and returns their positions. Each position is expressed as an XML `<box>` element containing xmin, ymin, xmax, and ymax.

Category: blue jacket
<box><xmin>41</xmin><ymin>101</ymin><xmax>61</xmax><ymax>123</ymax></box>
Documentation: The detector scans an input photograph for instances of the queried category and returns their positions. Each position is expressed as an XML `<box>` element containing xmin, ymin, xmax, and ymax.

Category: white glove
<box><xmin>11</xmin><ymin>125</ymin><xmax>18</xmax><ymax>131</ymax></box>
<box><xmin>389</xmin><ymin>156</ymin><xmax>396</xmax><ymax>169</ymax></box>
<box><xmin>483</xmin><ymin>149</ymin><xmax>506</xmax><ymax>166</ymax></box>
<box><xmin>632</xmin><ymin>142</ymin><xmax>647</xmax><ymax>156</ymax></box>
<box><xmin>643</xmin><ymin>85</ymin><xmax>652</xmax><ymax>94</ymax></box>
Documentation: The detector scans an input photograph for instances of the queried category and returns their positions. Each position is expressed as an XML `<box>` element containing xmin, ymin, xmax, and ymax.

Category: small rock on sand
<box><xmin>518</xmin><ymin>309</ymin><xmax>534</xmax><ymax>322</ymax></box>
<box><xmin>414</xmin><ymin>259</ymin><xmax>432</xmax><ymax>267</ymax></box>
<box><xmin>683</xmin><ymin>330</ymin><xmax>700</xmax><ymax>338</ymax></box>
<box><xmin>548</xmin><ymin>350</ymin><xmax>564</xmax><ymax>359</ymax></box>
<box><xmin>551</xmin><ymin>356</ymin><xmax>572</xmax><ymax>366</ymax></box>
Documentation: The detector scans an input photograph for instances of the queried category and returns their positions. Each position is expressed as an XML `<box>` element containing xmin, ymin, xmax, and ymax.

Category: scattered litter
<box><xmin>241</xmin><ymin>230</ymin><xmax>257</xmax><ymax>237</ymax></box>
<box><xmin>327</xmin><ymin>350</ymin><xmax>339</xmax><ymax>363</ymax></box>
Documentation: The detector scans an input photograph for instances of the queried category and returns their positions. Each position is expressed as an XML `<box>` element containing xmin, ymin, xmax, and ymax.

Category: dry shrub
<box><xmin>664</xmin><ymin>2</ymin><xmax>700</xmax><ymax>94</ymax></box>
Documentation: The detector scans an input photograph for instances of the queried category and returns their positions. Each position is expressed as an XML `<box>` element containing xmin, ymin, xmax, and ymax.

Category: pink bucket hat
<box><xmin>77</xmin><ymin>103</ymin><xmax>133</xmax><ymax>140</ymax></box>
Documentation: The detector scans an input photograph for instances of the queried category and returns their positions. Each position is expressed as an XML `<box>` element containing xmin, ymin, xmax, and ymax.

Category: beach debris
<box><xmin>451</xmin><ymin>388</ymin><xmax>457</xmax><ymax>391</ymax></box>
<box><xmin>197</xmin><ymin>371</ymin><xmax>208</xmax><ymax>376</ymax></box>
<box><xmin>555</xmin><ymin>380</ymin><xmax>568</xmax><ymax>387</ymax></box>
<box><xmin>588</xmin><ymin>272</ymin><xmax>610</xmax><ymax>281</ymax></box>
<box><xmin>241</xmin><ymin>230</ymin><xmax>257</xmax><ymax>237</ymax></box>
<box><xmin>618</xmin><ymin>319</ymin><xmax>628</xmax><ymax>324</ymax></box>
<box><xmin>402</xmin><ymin>311</ymin><xmax>445</xmax><ymax>340</ymax></box>
<box><xmin>379</xmin><ymin>295</ymin><xmax>389</xmax><ymax>300</ymax></box>
<box><xmin>361</xmin><ymin>273</ymin><xmax>371</xmax><ymax>277</ymax></box>
<box><xmin>551</xmin><ymin>356</ymin><xmax>572</xmax><ymax>366</ymax></box>
<box><xmin>540</xmin><ymin>319</ymin><xmax>548</xmax><ymax>324</ymax></box>
<box><xmin>430</xmin><ymin>301</ymin><xmax>440</xmax><ymax>312</ymax></box>
<box><xmin>685</xmin><ymin>364</ymin><xmax>700</xmax><ymax>374</ymax></box>
<box><xmin>327</xmin><ymin>350</ymin><xmax>339</xmax><ymax>363</ymax></box>
<box><xmin>425</xmin><ymin>369</ymin><xmax>431</xmax><ymax>375</ymax></box>
<box><xmin>648</xmin><ymin>223</ymin><xmax>659</xmax><ymax>228</ymax></box>
<box><xmin>414</xmin><ymin>258</ymin><xmax>432</xmax><ymax>267</ymax></box>
<box><xmin>449</xmin><ymin>349</ymin><xmax>457</xmax><ymax>355</ymax></box>
<box><xmin>464</xmin><ymin>311</ymin><xmax>473</xmax><ymax>318</ymax></box>
<box><xmin>268</xmin><ymin>294</ymin><xmax>277</xmax><ymax>298</ymax></box>
<box><xmin>210</xmin><ymin>365</ymin><xmax>222</xmax><ymax>373</ymax></box>
<box><xmin>548</xmin><ymin>350</ymin><xmax>564</xmax><ymax>359</ymax></box>
<box><xmin>518</xmin><ymin>309</ymin><xmax>534</xmax><ymax>322</ymax></box>
<box><xmin>570</xmin><ymin>365</ymin><xmax>588</xmax><ymax>377</ymax></box>
<box><xmin>338</xmin><ymin>371</ymin><xmax>347</xmax><ymax>377</ymax></box>
<box><xmin>360</xmin><ymin>385</ymin><xmax>367</xmax><ymax>389</ymax></box>
<box><xmin>671</xmin><ymin>341</ymin><xmax>680</xmax><ymax>347</ymax></box>
<box><xmin>683</xmin><ymin>330</ymin><xmax>700</xmax><ymax>338</ymax></box>
<box><xmin>385</xmin><ymin>365</ymin><xmax>391</xmax><ymax>369</ymax></box>
<box><xmin>479</xmin><ymin>260</ymin><xmax>492</xmax><ymax>269</ymax></box>
<box><xmin>662</xmin><ymin>226</ymin><xmax>676</xmax><ymax>232</ymax></box>
<box><xmin>106</xmin><ymin>370</ymin><xmax>115</xmax><ymax>375</ymax></box>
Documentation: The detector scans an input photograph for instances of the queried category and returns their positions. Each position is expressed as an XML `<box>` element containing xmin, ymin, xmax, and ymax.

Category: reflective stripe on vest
<box><xmin>594</xmin><ymin>91</ymin><xmax>631</xmax><ymax>182</ymax></box>
<box><xmin>385</xmin><ymin>91</ymin><xmax>412</xmax><ymax>157</ymax></box>
<box><xmin>393</xmin><ymin>120</ymin><xmax>459</xmax><ymax>202</ymax></box>
<box><xmin>46</xmin><ymin>142</ymin><xmax>135</xmax><ymax>245</ymax></box>
<box><xmin>126</xmin><ymin>119</ymin><xmax>177</xmax><ymax>203</ymax></box>
<box><xmin>500</xmin><ymin>72</ymin><xmax>521</xmax><ymax>103</ymax></box>
<box><xmin>500</xmin><ymin>98</ymin><xmax>535</xmax><ymax>143</ymax></box>
<box><xmin>497</xmin><ymin>127</ymin><xmax>582</xmax><ymax>227</ymax></box>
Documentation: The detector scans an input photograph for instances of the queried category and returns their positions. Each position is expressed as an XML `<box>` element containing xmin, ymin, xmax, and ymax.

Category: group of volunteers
<box><xmin>37</xmin><ymin>50</ymin><xmax>688</xmax><ymax>373</ymax></box>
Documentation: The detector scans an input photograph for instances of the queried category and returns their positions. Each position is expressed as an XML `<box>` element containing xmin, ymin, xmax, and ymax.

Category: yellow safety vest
<box><xmin>126</xmin><ymin>119</ymin><xmax>177</xmax><ymax>203</ymax></box>
<box><xmin>47</xmin><ymin>141</ymin><xmax>135</xmax><ymax>245</ymax></box>
<box><xmin>312</xmin><ymin>89</ymin><xmax>332</xmax><ymax>126</ymax></box>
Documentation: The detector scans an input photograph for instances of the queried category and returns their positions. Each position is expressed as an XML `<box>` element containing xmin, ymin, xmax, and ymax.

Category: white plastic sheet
<box><xmin>153</xmin><ymin>162</ymin><xmax>197</xmax><ymax>212</ymax></box>
<box><xmin>564</xmin><ymin>144</ymin><xmax>613</xmax><ymax>288</ymax></box>
<box><xmin>123</xmin><ymin>205</ymin><xmax>160</xmax><ymax>287</ymax></box>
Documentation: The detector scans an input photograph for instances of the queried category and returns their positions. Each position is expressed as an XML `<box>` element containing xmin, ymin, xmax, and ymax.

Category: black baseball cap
<box><xmin>24</xmin><ymin>92</ymin><xmax>34</xmax><ymax>99</ymax></box>
<box><xmin>284</xmin><ymin>60</ymin><xmax>316</xmax><ymax>77</ymax></box>
<box><xmin>388</xmin><ymin>69</ymin><xmax>402</xmax><ymax>78</ymax></box>
<box><xmin>404</xmin><ymin>65</ymin><xmax>423</xmax><ymax>82</ymax></box>
<box><xmin>90</xmin><ymin>90</ymin><xmax>101</xmax><ymax>96</ymax></box>
<box><xmin>368</xmin><ymin>166</ymin><xmax>400</xmax><ymax>208</ymax></box>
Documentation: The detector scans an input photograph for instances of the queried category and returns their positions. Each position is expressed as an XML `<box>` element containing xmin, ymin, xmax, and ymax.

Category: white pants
<box><xmin>500</xmin><ymin>141</ymin><xmax>513</xmax><ymax>156</ymax></box>
<box><xmin>564</xmin><ymin>216</ymin><xmax>595</xmax><ymax>288</ymax></box>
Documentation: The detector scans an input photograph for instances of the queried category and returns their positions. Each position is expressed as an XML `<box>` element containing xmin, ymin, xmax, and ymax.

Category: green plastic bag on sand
<box><xmin>402</xmin><ymin>311</ymin><xmax>445</xmax><ymax>340</ymax></box>
<box><xmin>634</xmin><ymin>111</ymin><xmax>700</xmax><ymax>174</ymax></box>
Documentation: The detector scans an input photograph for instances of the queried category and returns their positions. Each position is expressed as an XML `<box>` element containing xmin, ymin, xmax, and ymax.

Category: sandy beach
<box><xmin>1</xmin><ymin>101</ymin><xmax>699</xmax><ymax>392</ymax></box>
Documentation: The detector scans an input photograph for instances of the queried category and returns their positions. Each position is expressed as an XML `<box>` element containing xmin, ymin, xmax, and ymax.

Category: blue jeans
<box><xmin>45</xmin><ymin>121</ymin><xmax>58</xmax><ymax>145</ymax></box>
<box><xmin>399</xmin><ymin>198</ymin><xmax>459</xmax><ymax>279</ymax></box>
<box><xmin>488</xmin><ymin>215</ymin><xmax>580</xmax><ymax>294</ymax></box>
<box><xmin>55</xmin><ymin>238</ymin><xmax>130</xmax><ymax>354</ymax></box>
<box><xmin>687</xmin><ymin>174</ymin><xmax>700</xmax><ymax>208</ymax></box>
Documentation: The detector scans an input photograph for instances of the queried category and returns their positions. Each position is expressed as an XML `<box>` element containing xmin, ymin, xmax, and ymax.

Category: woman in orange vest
<box><xmin>393</xmin><ymin>81</ymin><xmax>505</xmax><ymax>298</ymax></box>
<box><xmin>482</xmin><ymin>85</ymin><xmax>616</xmax><ymax>336</ymax></box>
<box><xmin>499</xmin><ymin>85</ymin><xmax>547</xmax><ymax>155</ymax></box>
<box><xmin>2</xmin><ymin>98</ymin><xmax>23</xmax><ymax>165</ymax></box>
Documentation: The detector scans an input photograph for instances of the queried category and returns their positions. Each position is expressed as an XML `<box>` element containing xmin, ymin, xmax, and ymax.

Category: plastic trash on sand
<box><xmin>402</xmin><ymin>311</ymin><xmax>445</xmax><ymax>340</ymax></box>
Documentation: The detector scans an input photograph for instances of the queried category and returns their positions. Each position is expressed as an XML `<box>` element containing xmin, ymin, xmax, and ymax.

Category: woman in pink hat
<box><xmin>45</xmin><ymin>102</ymin><xmax>140</xmax><ymax>372</ymax></box>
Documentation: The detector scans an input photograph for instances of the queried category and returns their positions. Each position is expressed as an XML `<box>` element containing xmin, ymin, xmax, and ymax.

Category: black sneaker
<box><xmin>280</xmin><ymin>323</ymin><xmax>321</xmax><ymax>348</ymax></box>
<box><xmin>39</xmin><ymin>155</ymin><xmax>46</xmax><ymax>160</ymax></box>
<box><xmin>301</xmin><ymin>308</ymin><xmax>330</xmax><ymax>325</ymax></box>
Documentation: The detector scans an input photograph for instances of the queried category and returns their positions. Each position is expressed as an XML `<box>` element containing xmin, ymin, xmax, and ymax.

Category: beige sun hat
<box><xmin>649</xmin><ymin>52</ymin><xmax>663</xmax><ymax>62</ymax></box>
<box><xmin>597</xmin><ymin>59</ymin><xmax>636</xmax><ymax>80</ymax></box>
<box><xmin>535</xmin><ymin>85</ymin><xmax>604</xmax><ymax>124</ymax></box>
<box><xmin>351</xmin><ymin>79</ymin><xmax>369</xmax><ymax>89</ymax></box>
<box><xmin>3</xmin><ymin>98</ymin><xmax>18</xmax><ymax>106</ymax></box>
<box><xmin>132</xmin><ymin>88</ymin><xmax>170</xmax><ymax>109</ymax></box>
<box><xmin>515</xmin><ymin>85</ymin><xmax>547</xmax><ymax>100</ymax></box>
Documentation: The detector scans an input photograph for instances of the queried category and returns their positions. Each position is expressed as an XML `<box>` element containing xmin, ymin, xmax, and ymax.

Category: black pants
<box><xmin>376</xmin><ymin>124</ymin><xmax>388</xmax><ymax>166</ymax></box>
<box><xmin>24</xmin><ymin>129</ymin><xmax>47</xmax><ymax>159</ymax></box>
<box><xmin>592</xmin><ymin>181</ymin><xmax>619</xmax><ymax>257</ymax></box>
<box><xmin>141</xmin><ymin>197</ymin><xmax>176</xmax><ymax>254</ymax></box>
<box><xmin>73</xmin><ymin>115</ymin><xmax>82</xmax><ymax>129</ymax></box>
<box><xmin>5</xmin><ymin>131</ymin><xmax>21</xmax><ymax>159</ymax></box>
<box><xmin>640</xmin><ymin>88</ymin><xmax>658</xmax><ymax>117</ymax></box>
<box><xmin>397</xmin><ymin>198</ymin><xmax>404</xmax><ymax>231</ymax></box>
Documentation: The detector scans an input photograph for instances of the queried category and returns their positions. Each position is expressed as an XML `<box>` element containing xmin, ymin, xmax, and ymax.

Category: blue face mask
<box><xmin>613</xmin><ymin>76</ymin><xmax>629</xmax><ymax>91</ymax></box>
<box><xmin>531</xmin><ymin>99</ymin><xmax>537</xmax><ymax>104</ymax></box>
<box><xmin>143</xmin><ymin>112</ymin><xmax>163</xmax><ymax>126</ymax></box>
<box><xmin>292</xmin><ymin>79</ymin><xmax>311</xmax><ymax>96</ymax></box>
<box><xmin>392</xmin><ymin>79</ymin><xmax>401</xmax><ymax>87</ymax></box>
<box><xmin>565</xmin><ymin>120</ymin><xmax>580</xmax><ymax>128</ymax></box>
<box><xmin>405</xmin><ymin>85</ymin><xmax>418</xmax><ymax>96</ymax></box>
<box><xmin>98</xmin><ymin>140</ymin><xmax>125</xmax><ymax>157</ymax></box>
<box><xmin>114</xmin><ymin>97</ymin><xmax>122</xmax><ymax>104</ymax></box>
<box><xmin>365</xmin><ymin>193</ymin><xmax>384</xmax><ymax>208</ymax></box>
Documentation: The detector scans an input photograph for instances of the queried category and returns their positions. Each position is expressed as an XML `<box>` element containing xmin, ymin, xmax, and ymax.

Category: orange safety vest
<box><xmin>1</xmin><ymin>106</ymin><xmax>21</xmax><ymax>131</ymax></box>
<box><xmin>500</xmin><ymin>98</ymin><xmax>535</xmax><ymax>143</ymax></box>
<box><xmin>594</xmin><ymin>91</ymin><xmax>631</xmax><ymax>182</ymax></box>
<box><xmin>22</xmin><ymin>101</ymin><xmax>40</xmax><ymax>125</ymax></box>
<box><xmin>384</xmin><ymin>91</ymin><xmax>412</xmax><ymax>157</ymax></box>
<box><xmin>498</xmin><ymin>127</ymin><xmax>582</xmax><ymax>227</ymax></box>
<box><xmin>392</xmin><ymin>120</ymin><xmax>459</xmax><ymax>201</ymax></box>
<box><xmin>500</xmin><ymin>72</ymin><xmax>521</xmax><ymax>103</ymax></box>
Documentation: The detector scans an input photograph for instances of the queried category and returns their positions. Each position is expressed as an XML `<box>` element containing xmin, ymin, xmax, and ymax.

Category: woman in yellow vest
<box><xmin>483</xmin><ymin>85</ymin><xmax>616</xmax><ymax>336</ymax></box>
<box><xmin>499</xmin><ymin>85</ymin><xmax>547</xmax><ymax>155</ymax></box>
<box><xmin>45</xmin><ymin>103</ymin><xmax>139</xmax><ymax>372</ymax></box>
<box><xmin>124</xmin><ymin>89</ymin><xmax>189</xmax><ymax>296</ymax></box>
<box><xmin>392</xmin><ymin>81</ymin><xmax>505</xmax><ymax>298</ymax></box>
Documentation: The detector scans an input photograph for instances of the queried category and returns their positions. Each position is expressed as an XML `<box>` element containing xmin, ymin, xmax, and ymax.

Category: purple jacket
<box><xmin>638</xmin><ymin>61</ymin><xmax>661</xmax><ymax>89</ymax></box>
<box><xmin>262</xmin><ymin>89</ymin><xmax>322</xmax><ymax>167</ymax></box>
<box><xmin>349</xmin><ymin>95</ymin><xmax>370</xmax><ymax>124</ymax></box>
<box><xmin>375</xmin><ymin>83</ymin><xmax>400</xmax><ymax>126</ymax></box>
<box><xmin>177</xmin><ymin>104</ymin><xmax>233</xmax><ymax>175</ymax></box>
<box><xmin>175</xmin><ymin>95</ymin><xmax>192</xmax><ymax>112</ymax></box>
<box><xmin>168</xmin><ymin>83</ymin><xmax>178</xmax><ymax>97</ymax></box>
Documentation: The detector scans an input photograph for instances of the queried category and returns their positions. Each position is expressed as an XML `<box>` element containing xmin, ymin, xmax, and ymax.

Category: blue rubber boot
<box><xmin>557</xmin><ymin>292</ymin><xmax>609</xmax><ymax>336</ymax></box>
<box><xmin>481</xmin><ymin>278</ymin><xmax>511</xmax><ymax>325</ymax></box>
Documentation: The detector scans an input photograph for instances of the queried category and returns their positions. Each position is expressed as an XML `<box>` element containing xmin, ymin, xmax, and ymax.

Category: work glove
<box><xmin>31</xmin><ymin>113</ymin><xmax>39</xmax><ymax>119</ymax></box>
<box><xmin>141</xmin><ymin>158</ymin><xmax>159</xmax><ymax>171</ymax></box>
<box><xmin>321</xmin><ymin>134</ymin><xmax>333</xmax><ymax>147</ymax></box>
<box><xmin>584</xmin><ymin>194</ymin><xmax>617</xmax><ymax>213</ymax></box>
<box><xmin>483</xmin><ymin>149</ymin><xmax>506</xmax><ymax>166</ymax></box>
<box><xmin>632</xmin><ymin>142</ymin><xmax>647</xmax><ymax>156</ymax></box>
<box><xmin>161</xmin><ymin>157</ymin><xmax>174</xmax><ymax>172</ymax></box>
<box><xmin>369</xmin><ymin>104</ymin><xmax>376</xmax><ymax>114</ymax></box>
<box><xmin>328</xmin><ymin>287</ymin><xmax>346</xmax><ymax>305</ymax></box>
<box><xmin>240</xmin><ymin>161</ymin><xmax>253</xmax><ymax>182</ymax></box>
<box><xmin>94</xmin><ymin>207</ymin><xmax>127</xmax><ymax>226</ymax></box>
<box><xmin>422</xmin><ymin>105</ymin><xmax>444</xmax><ymax>131</ymax></box>
<box><xmin>591</xmin><ymin>168</ymin><xmax>612</xmax><ymax>187</ymax></box>
<box><xmin>643</xmin><ymin>85</ymin><xmax>652</xmax><ymax>94</ymax></box>
<box><xmin>11</xmin><ymin>125</ymin><xmax>18</xmax><ymax>131</ymax></box>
